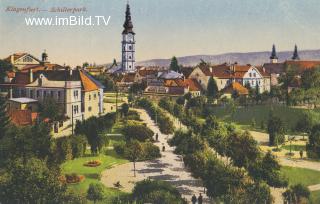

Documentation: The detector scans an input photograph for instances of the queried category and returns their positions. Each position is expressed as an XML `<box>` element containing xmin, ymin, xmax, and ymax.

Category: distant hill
<box><xmin>135</xmin><ymin>49</ymin><xmax>320</xmax><ymax>67</ymax></box>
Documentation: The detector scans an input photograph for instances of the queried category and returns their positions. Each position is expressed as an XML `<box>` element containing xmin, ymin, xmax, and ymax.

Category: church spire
<box><xmin>270</xmin><ymin>44</ymin><xmax>278</xmax><ymax>63</ymax></box>
<box><xmin>292</xmin><ymin>44</ymin><xmax>300</xmax><ymax>60</ymax></box>
<box><xmin>122</xmin><ymin>2</ymin><xmax>134</xmax><ymax>34</ymax></box>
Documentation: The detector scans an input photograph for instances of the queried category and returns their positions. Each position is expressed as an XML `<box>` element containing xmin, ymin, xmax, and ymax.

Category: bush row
<box><xmin>137</xmin><ymin>98</ymin><xmax>174</xmax><ymax>134</ymax></box>
<box><xmin>113</xmin><ymin>141</ymin><xmax>160</xmax><ymax>161</ymax></box>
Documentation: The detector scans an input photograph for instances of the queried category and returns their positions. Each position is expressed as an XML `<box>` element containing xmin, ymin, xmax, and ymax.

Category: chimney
<box><xmin>209</xmin><ymin>67</ymin><xmax>213</xmax><ymax>73</ymax></box>
<box><xmin>70</xmin><ymin>68</ymin><xmax>73</xmax><ymax>76</ymax></box>
<box><xmin>29</xmin><ymin>69</ymin><xmax>33</xmax><ymax>83</ymax></box>
<box><xmin>10</xmin><ymin>55</ymin><xmax>14</xmax><ymax>64</ymax></box>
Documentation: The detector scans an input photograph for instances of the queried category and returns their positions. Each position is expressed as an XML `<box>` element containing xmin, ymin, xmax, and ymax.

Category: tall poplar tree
<box><xmin>0</xmin><ymin>96</ymin><xmax>9</xmax><ymax>139</ymax></box>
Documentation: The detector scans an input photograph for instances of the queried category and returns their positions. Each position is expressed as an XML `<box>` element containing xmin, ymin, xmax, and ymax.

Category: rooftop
<box><xmin>9</xmin><ymin>97</ymin><xmax>38</xmax><ymax>103</ymax></box>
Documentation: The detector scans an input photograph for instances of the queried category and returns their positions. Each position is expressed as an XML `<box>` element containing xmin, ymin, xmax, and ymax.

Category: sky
<box><xmin>1</xmin><ymin>0</ymin><xmax>320</xmax><ymax>66</ymax></box>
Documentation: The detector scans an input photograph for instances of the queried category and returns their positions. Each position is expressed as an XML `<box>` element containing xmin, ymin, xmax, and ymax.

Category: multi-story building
<box><xmin>189</xmin><ymin>63</ymin><xmax>271</xmax><ymax>93</ymax></box>
<box><xmin>2</xmin><ymin>68</ymin><xmax>104</xmax><ymax>132</ymax></box>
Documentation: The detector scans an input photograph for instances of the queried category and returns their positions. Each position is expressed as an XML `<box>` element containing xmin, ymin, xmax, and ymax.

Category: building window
<box><xmin>30</xmin><ymin>90</ymin><xmax>34</xmax><ymax>98</ymax></box>
<box><xmin>58</xmin><ymin>91</ymin><xmax>61</xmax><ymax>100</ymax></box>
<box><xmin>253</xmin><ymin>73</ymin><xmax>256</xmax><ymax>77</ymax></box>
<box><xmin>36</xmin><ymin>90</ymin><xmax>40</xmax><ymax>98</ymax></box>
<box><xmin>21</xmin><ymin>89</ymin><xmax>26</xmax><ymax>97</ymax></box>
<box><xmin>74</xmin><ymin>90</ymin><xmax>79</xmax><ymax>100</ymax></box>
<box><xmin>129</xmin><ymin>56</ymin><xmax>132</xmax><ymax>59</ymax></box>
<box><xmin>249</xmin><ymin>73</ymin><xmax>252</xmax><ymax>77</ymax></box>
<box><xmin>89</xmin><ymin>95</ymin><xmax>91</xmax><ymax>101</ymax></box>
<box><xmin>50</xmin><ymin>91</ymin><xmax>54</xmax><ymax>98</ymax></box>
<box><xmin>94</xmin><ymin>94</ymin><xmax>96</xmax><ymax>99</ymax></box>
<box><xmin>129</xmin><ymin>45</ymin><xmax>132</xmax><ymax>50</ymax></box>
<box><xmin>88</xmin><ymin>106</ymin><xmax>92</xmax><ymax>112</ymax></box>
<box><xmin>43</xmin><ymin>91</ymin><xmax>47</xmax><ymax>98</ymax></box>
<box><xmin>73</xmin><ymin>105</ymin><xmax>79</xmax><ymax>114</ymax></box>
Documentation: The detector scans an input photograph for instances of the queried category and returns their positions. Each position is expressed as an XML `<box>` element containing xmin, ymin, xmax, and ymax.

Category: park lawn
<box><xmin>61</xmin><ymin>149</ymin><xmax>128</xmax><ymax>198</ymax></box>
<box><xmin>281</xmin><ymin>144</ymin><xmax>306</xmax><ymax>152</ymax></box>
<box><xmin>209</xmin><ymin>105</ymin><xmax>320</xmax><ymax>133</ymax></box>
<box><xmin>310</xmin><ymin>190</ymin><xmax>320</xmax><ymax>204</ymax></box>
<box><xmin>281</xmin><ymin>166</ymin><xmax>320</xmax><ymax>186</ymax></box>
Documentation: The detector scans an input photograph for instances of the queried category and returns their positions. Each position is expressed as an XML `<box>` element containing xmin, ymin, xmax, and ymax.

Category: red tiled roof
<box><xmin>256</xmin><ymin>66</ymin><xmax>270</xmax><ymax>77</ymax></box>
<box><xmin>211</xmin><ymin>64</ymin><xmax>251</xmax><ymax>78</ymax></box>
<box><xmin>21</xmin><ymin>64</ymin><xmax>64</xmax><ymax>72</ymax></box>
<box><xmin>138</xmin><ymin>69</ymin><xmax>158</xmax><ymax>77</ymax></box>
<box><xmin>164</xmin><ymin>79</ymin><xmax>187</xmax><ymax>88</ymax></box>
<box><xmin>4</xmin><ymin>53</ymin><xmax>27</xmax><ymax>62</ymax></box>
<box><xmin>79</xmin><ymin>71</ymin><xmax>99</xmax><ymax>92</ymax></box>
<box><xmin>121</xmin><ymin>73</ymin><xmax>136</xmax><ymax>83</ymax></box>
<box><xmin>285</xmin><ymin>60</ymin><xmax>320</xmax><ymax>73</ymax></box>
<box><xmin>222</xmin><ymin>82</ymin><xmax>249</xmax><ymax>95</ymax></box>
<box><xmin>183</xmin><ymin>79</ymin><xmax>202</xmax><ymax>91</ymax></box>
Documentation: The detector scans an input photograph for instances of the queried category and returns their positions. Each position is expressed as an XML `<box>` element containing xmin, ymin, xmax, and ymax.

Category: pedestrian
<box><xmin>162</xmin><ymin>145</ymin><xmax>165</xmax><ymax>152</ymax></box>
<box><xmin>155</xmin><ymin>133</ymin><xmax>159</xmax><ymax>141</ymax></box>
<box><xmin>191</xmin><ymin>194</ymin><xmax>197</xmax><ymax>204</ymax></box>
<box><xmin>300</xmin><ymin>150</ymin><xmax>303</xmax><ymax>159</ymax></box>
<box><xmin>198</xmin><ymin>193</ymin><xmax>203</xmax><ymax>204</ymax></box>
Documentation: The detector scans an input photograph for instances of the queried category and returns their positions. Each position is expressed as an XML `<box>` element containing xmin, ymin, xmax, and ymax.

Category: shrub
<box><xmin>132</xmin><ymin>179</ymin><xmax>186</xmax><ymax>204</ymax></box>
<box><xmin>141</xmin><ymin>142</ymin><xmax>161</xmax><ymax>160</ymax></box>
<box><xmin>65</xmin><ymin>173</ymin><xmax>85</xmax><ymax>184</ymax></box>
<box><xmin>137</xmin><ymin>98</ymin><xmax>174</xmax><ymax>134</ymax></box>
<box><xmin>113</xmin><ymin>142</ymin><xmax>126</xmax><ymax>155</ymax></box>
<box><xmin>122</xmin><ymin>124</ymin><xmax>154</xmax><ymax>142</ymax></box>
<box><xmin>71</xmin><ymin>135</ymin><xmax>87</xmax><ymax>158</ymax></box>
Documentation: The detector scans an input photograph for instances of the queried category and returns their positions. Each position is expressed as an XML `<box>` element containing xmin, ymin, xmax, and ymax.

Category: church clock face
<box><xmin>127</xmin><ymin>34</ymin><xmax>133</xmax><ymax>42</ymax></box>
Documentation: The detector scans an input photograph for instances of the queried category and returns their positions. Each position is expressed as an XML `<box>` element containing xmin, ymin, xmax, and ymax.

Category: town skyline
<box><xmin>1</xmin><ymin>0</ymin><xmax>320</xmax><ymax>66</ymax></box>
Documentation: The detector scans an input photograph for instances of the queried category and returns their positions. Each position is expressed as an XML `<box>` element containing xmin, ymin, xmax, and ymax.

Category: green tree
<box><xmin>301</xmin><ymin>67</ymin><xmax>320</xmax><ymax>89</ymax></box>
<box><xmin>121</xmin><ymin>103</ymin><xmax>129</xmax><ymax>119</ymax></box>
<box><xmin>94</xmin><ymin>75</ymin><xmax>115</xmax><ymax>91</ymax></box>
<box><xmin>278</xmin><ymin>64</ymin><xmax>299</xmax><ymax>105</ymax></box>
<box><xmin>86</xmin><ymin>183</ymin><xmax>104</xmax><ymax>204</ymax></box>
<box><xmin>0</xmin><ymin>59</ymin><xmax>15</xmax><ymax>83</ymax></box>
<box><xmin>226</xmin><ymin>131</ymin><xmax>260</xmax><ymax>168</ymax></box>
<box><xmin>0</xmin><ymin>157</ymin><xmax>68</xmax><ymax>203</ymax></box>
<box><xmin>169</xmin><ymin>56</ymin><xmax>181</xmax><ymax>73</ymax></box>
<box><xmin>248</xmin><ymin>151</ymin><xmax>288</xmax><ymax>188</ymax></box>
<box><xmin>39</xmin><ymin>98</ymin><xmax>64</xmax><ymax>122</ymax></box>
<box><xmin>295</xmin><ymin>112</ymin><xmax>314</xmax><ymax>139</ymax></box>
<box><xmin>122</xmin><ymin>123</ymin><xmax>154</xmax><ymax>142</ymax></box>
<box><xmin>306</xmin><ymin>124</ymin><xmax>320</xmax><ymax>159</ymax></box>
<box><xmin>132</xmin><ymin>179</ymin><xmax>186</xmax><ymax>204</ymax></box>
<box><xmin>0</xmin><ymin>96</ymin><xmax>10</xmax><ymax>139</ymax></box>
<box><xmin>267</xmin><ymin>111</ymin><xmax>285</xmax><ymax>147</ymax></box>
<box><xmin>82</xmin><ymin>62</ymin><xmax>89</xmax><ymax>68</ymax></box>
<box><xmin>283</xmin><ymin>184</ymin><xmax>310</xmax><ymax>204</ymax></box>
<box><xmin>124</xmin><ymin>140</ymin><xmax>143</xmax><ymax>177</ymax></box>
<box><xmin>207</xmin><ymin>77</ymin><xmax>219</xmax><ymax>100</ymax></box>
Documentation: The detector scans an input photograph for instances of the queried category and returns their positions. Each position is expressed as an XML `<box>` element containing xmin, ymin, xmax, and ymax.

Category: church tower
<box><xmin>292</xmin><ymin>45</ymin><xmax>300</xmax><ymax>61</ymax></box>
<box><xmin>121</xmin><ymin>2</ymin><xmax>136</xmax><ymax>73</ymax></box>
<box><xmin>270</xmin><ymin>44</ymin><xmax>278</xmax><ymax>63</ymax></box>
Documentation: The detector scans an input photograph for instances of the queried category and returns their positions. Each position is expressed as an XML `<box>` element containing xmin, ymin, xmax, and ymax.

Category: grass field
<box><xmin>208</xmin><ymin>105</ymin><xmax>320</xmax><ymax>133</ymax></box>
<box><xmin>61</xmin><ymin>149</ymin><xmax>128</xmax><ymax>192</ymax></box>
<box><xmin>281</xmin><ymin>166</ymin><xmax>320</xmax><ymax>186</ymax></box>
<box><xmin>310</xmin><ymin>190</ymin><xmax>320</xmax><ymax>204</ymax></box>
<box><xmin>61</xmin><ymin>149</ymin><xmax>128</xmax><ymax>200</ymax></box>
<box><xmin>281</xmin><ymin>144</ymin><xmax>306</xmax><ymax>152</ymax></box>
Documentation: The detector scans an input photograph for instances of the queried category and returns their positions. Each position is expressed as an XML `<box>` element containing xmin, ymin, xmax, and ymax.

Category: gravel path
<box><xmin>101</xmin><ymin>108</ymin><xmax>209</xmax><ymax>203</ymax></box>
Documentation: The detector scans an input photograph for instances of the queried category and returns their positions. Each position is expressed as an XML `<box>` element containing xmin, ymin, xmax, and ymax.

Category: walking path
<box><xmin>101</xmin><ymin>108</ymin><xmax>209</xmax><ymax>203</ymax></box>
